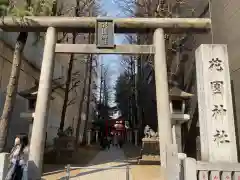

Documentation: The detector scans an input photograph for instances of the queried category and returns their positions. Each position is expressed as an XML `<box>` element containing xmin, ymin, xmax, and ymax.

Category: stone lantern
<box><xmin>169</xmin><ymin>86</ymin><xmax>194</xmax><ymax>152</ymax></box>
<box><xmin>19</xmin><ymin>85</ymin><xmax>54</xmax><ymax>141</ymax></box>
<box><xmin>19</xmin><ymin>85</ymin><xmax>38</xmax><ymax>140</ymax></box>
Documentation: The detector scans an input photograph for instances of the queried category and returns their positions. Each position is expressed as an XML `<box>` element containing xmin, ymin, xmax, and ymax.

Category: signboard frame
<box><xmin>96</xmin><ymin>18</ymin><xmax>115</xmax><ymax>49</ymax></box>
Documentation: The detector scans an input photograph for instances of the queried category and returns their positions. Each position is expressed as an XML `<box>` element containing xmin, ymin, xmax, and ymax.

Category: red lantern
<box><xmin>114</xmin><ymin>123</ymin><xmax>124</xmax><ymax>130</ymax></box>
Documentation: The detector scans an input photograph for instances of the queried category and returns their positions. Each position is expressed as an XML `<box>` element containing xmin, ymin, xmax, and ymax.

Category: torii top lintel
<box><xmin>0</xmin><ymin>16</ymin><xmax>211</xmax><ymax>33</ymax></box>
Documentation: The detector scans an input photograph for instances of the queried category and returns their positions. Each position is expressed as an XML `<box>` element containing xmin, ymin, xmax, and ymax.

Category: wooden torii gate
<box><xmin>0</xmin><ymin>17</ymin><xmax>211</xmax><ymax>179</ymax></box>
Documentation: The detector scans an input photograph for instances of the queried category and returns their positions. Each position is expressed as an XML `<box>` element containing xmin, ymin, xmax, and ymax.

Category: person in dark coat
<box><xmin>100</xmin><ymin>136</ymin><xmax>109</xmax><ymax>150</ymax></box>
<box><xmin>118</xmin><ymin>135</ymin><xmax>123</xmax><ymax>148</ymax></box>
<box><xmin>100</xmin><ymin>136</ymin><xmax>105</xmax><ymax>149</ymax></box>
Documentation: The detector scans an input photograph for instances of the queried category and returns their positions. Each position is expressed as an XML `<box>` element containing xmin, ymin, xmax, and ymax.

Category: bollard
<box><xmin>126</xmin><ymin>164</ymin><xmax>129</xmax><ymax>180</ymax></box>
<box><xmin>66</xmin><ymin>164</ymin><xmax>70</xmax><ymax>180</ymax></box>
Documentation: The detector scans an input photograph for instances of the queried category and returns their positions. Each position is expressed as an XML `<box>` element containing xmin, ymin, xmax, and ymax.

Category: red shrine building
<box><xmin>106</xmin><ymin>116</ymin><xmax>126</xmax><ymax>137</ymax></box>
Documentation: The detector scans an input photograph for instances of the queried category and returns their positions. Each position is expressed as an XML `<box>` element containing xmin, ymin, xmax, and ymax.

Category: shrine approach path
<box><xmin>68</xmin><ymin>146</ymin><xmax>132</xmax><ymax>180</ymax></box>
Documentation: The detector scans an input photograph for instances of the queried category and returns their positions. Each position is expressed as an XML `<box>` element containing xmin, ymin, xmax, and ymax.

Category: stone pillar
<box><xmin>129</xmin><ymin>130</ymin><xmax>132</xmax><ymax>143</ymax></box>
<box><xmin>126</xmin><ymin>131</ymin><xmax>129</xmax><ymax>142</ymax></box>
<box><xmin>127</xmin><ymin>131</ymin><xmax>130</xmax><ymax>142</ymax></box>
<box><xmin>95</xmin><ymin>130</ymin><xmax>99</xmax><ymax>143</ymax></box>
<box><xmin>195</xmin><ymin>44</ymin><xmax>237</xmax><ymax>162</ymax></box>
<box><xmin>28</xmin><ymin>27</ymin><xmax>56</xmax><ymax>179</ymax></box>
<box><xmin>175</xmin><ymin>124</ymin><xmax>182</xmax><ymax>153</ymax></box>
<box><xmin>196</xmin><ymin>136</ymin><xmax>201</xmax><ymax>161</ymax></box>
<box><xmin>87</xmin><ymin>130</ymin><xmax>91</xmax><ymax>146</ymax></box>
<box><xmin>125</xmin><ymin>131</ymin><xmax>128</xmax><ymax>142</ymax></box>
<box><xmin>134</xmin><ymin>130</ymin><xmax>138</xmax><ymax>146</ymax></box>
<box><xmin>28</xmin><ymin>123</ymin><xmax>33</xmax><ymax>140</ymax></box>
<box><xmin>0</xmin><ymin>153</ymin><xmax>9</xmax><ymax>180</ymax></box>
<box><xmin>153</xmin><ymin>28</ymin><xmax>172</xmax><ymax>168</ymax></box>
<box><xmin>172</xmin><ymin>125</ymin><xmax>177</xmax><ymax>145</ymax></box>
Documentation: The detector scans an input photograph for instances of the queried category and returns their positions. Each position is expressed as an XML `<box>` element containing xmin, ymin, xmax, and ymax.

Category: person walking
<box><xmin>118</xmin><ymin>134</ymin><xmax>123</xmax><ymax>148</ymax></box>
<box><xmin>5</xmin><ymin>133</ymin><xmax>29</xmax><ymax>180</ymax></box>
<box><xmin>106</xmin><ymin>135</ymin><xmax>111</xmax><ymax>150</ymax></box>
<box><xmin>113</xmin><ymin>133</ymin><xmax>118</xmax><ymax>147</ymax></box>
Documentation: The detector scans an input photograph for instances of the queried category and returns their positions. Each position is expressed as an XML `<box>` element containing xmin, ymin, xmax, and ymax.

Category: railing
<box><xmin>62</xmin><ymin>164</ymin><xmax>130</xmax><ymax>180</ymax></box>
<box><xmin>183</xmin><ymin>157</ymin><xmax>240</xmax><ymax>180</ymax></box>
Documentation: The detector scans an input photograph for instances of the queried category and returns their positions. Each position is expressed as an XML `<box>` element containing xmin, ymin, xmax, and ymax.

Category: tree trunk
<box><xmin>59</xmin><ymin>0</ymin><xmax>80</xmax><ymax>132</ymax></box>
<box><xmin>59</xmin><ymin>33</ymin><xmax>76</xmax><ymax>132</ymax></box>
<box><xmin>130</xmin><ymin>57</ymin><xmax>135</xmax><ymax>127</ymax></box>
<box><xmin>137</xmin><ymin>55</ymin><xmax>144</xmax><ymax>138</ymax></box>
<box><xmin>81</xmin><ymin>31</ymin><xmax>94</xmax><ymax>144</ymax></box>
<box><xmin>0</xmin><ymin>32</ymin><xmax>28</xmax><ymax>152</ymax></box>
<box><xmin>82</xmin><ymin>54</ymin><xmax>93</xmax><ymax>143</ymax></box>
<box><xmin>75</xmin><ymin>58</ymin><xmax>89</xmax><ymax>147</ymax></box>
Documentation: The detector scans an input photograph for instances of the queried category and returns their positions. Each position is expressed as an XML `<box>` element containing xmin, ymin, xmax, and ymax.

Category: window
<box><xmin>172</xmin><ymin>100</ymin><xmax>182</xmax><ymax>112</ymax></box>
<box><xmin>28</xmin><ymin>98</ymin><xmax>36</xmax><ymax>111</ymax></box>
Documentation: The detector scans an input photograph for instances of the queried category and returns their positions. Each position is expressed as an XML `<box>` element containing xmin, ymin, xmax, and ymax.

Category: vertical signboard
<box><xmin>96</xmin><ymin>18</ymin><xmax>115</xmax><ymax>48</ymax></box>
<box><xmin>195</xmin><ymin>44</ymin><xmax>237</xmax><ymax>162</ymax></box>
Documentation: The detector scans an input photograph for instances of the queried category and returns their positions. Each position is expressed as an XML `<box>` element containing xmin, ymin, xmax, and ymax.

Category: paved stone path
<box><xmin>42</xmin><ymin>144</ymin><xmax>163</xmax><ymax>180</ymax></box>
<box><xmin>69</xmin><ymin>146</ymin><xmax>132</xmax><ymax>180</ymax></box>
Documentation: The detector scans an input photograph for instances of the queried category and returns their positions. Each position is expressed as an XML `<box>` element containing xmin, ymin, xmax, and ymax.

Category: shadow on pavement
<box><xmin>58</xmin><ymin>163</ymin><xmax>129</xmax><ymax>179</ymax></box>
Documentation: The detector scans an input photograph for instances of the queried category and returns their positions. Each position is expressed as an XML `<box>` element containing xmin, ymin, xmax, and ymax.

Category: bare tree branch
<box><xmin>67</xmin><ymin>98</ymin><xmax>76</xmax><ymax>106</ymax></box>
<box><xmin>68</xmin><ymin>80</ymin><xmax>82</xmax><ymax>92</ymax></box>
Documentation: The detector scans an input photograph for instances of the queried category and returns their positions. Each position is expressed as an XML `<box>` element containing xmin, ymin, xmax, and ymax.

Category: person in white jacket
<box><xmin>5</xmin><ymin>133</ymin><xmax>29</xmax><ymax>180</ymax></box>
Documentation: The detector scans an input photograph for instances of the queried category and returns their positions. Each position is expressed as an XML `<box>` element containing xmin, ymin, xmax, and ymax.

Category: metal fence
<box><xmin>63</xmin><ymin>164</ymin><xmax>130</xmax><ymax>180</ymax></box>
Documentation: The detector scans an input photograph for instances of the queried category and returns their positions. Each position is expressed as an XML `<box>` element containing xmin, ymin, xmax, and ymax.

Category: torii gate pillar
<box><xmin>154</xmin><ymin>28</ymin><xmax>173</xmax><ymax>167</ymax></box>
<box><xmin>28</xmin><ymin>27</ymin><xmax>57</xmax><ymax>179</ymax></box>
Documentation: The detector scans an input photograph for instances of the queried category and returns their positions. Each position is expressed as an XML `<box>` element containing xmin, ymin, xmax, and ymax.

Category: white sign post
<box><xmin>195</xmin><ymin>44</ymin><xmax>237</xmax><ymax>162</ymax></box>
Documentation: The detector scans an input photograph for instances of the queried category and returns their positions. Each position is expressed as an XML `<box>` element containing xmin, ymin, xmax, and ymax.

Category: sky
<box><xmin>98</xmin><ymin>0</ymin><xmax>128</xmax><ymax>106</ymax></box>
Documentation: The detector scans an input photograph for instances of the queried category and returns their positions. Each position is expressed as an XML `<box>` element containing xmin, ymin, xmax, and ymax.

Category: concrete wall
<box><xmin>55</xmin><ymin>0</ymin><xmax>99</xmax><ymax>142</ymax></box>
<box><xmin>0</xmin><ymin>31</ymin><xmax>97</xmax><ymax>149</ymax></box>
<box><xmin>0</xmin><ymin>0</ymin><xmax>102</xmax><ymax>149</ymax></box>
<box><xmin>180</xmin><ymin>0</ymin><xmax>240</xmax><ymax>158</ymax></box>
<box><xmin>0</xmin><ymin>39</ymin><xmax>63</xmax><ymax>150</ymax></box>
<box><xmin>0</xmin><ymin>34</ymin><xmax>98</xmax><ymax>149</ymax></box>
<box><xmin>208</xmin><ymin>0</ymin><xmax>240</xmax><ymax>160</ymax></box>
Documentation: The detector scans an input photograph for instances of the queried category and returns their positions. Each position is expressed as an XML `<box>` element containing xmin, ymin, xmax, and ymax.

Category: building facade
<box><xmin>0</xmin><ymin>0</ymin><xmax>99</xmax><ymax>150</ymax></box>
<box><xmin>172</xmin><ymin>0</ymin><xmax>240</xmax><ymax>159</ymax></box>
